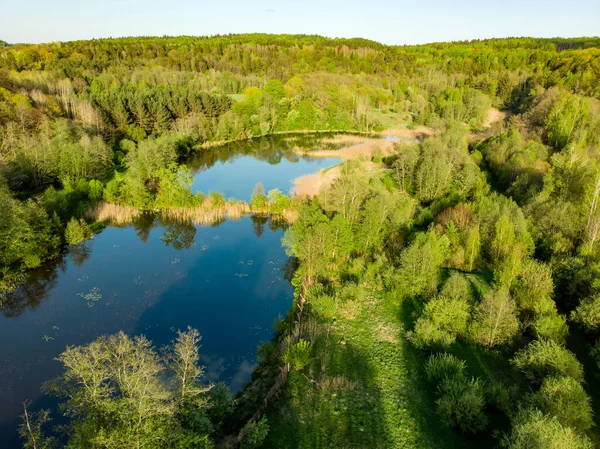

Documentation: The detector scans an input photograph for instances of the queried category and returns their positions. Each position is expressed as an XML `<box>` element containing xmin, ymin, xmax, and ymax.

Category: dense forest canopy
<box><xmin>2</xmin><ymin>33</ymin><xmax>600</xmax><ymax>449</ymax></box>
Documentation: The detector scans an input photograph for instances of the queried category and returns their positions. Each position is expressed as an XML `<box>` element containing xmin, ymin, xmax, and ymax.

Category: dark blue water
<box><xmin>0</xmin><ymin>215</ymin><xmax>293</xmax><ymax>448</ymax></box>
<box><xmin>188</xmin><ymin>134</ymin><xmax>343</xmax><ymax>200</ymax></box>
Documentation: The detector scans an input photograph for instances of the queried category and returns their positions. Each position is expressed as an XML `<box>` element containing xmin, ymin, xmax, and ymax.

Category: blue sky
<box><xmin>2</xmin><ymin>0</ymin><xmax>599</xmax><ymax>45</ymax></box>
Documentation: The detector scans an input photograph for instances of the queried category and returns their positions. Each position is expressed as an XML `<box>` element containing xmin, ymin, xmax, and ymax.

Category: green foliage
<box><xmin>511</xmin><ymin>339</ymin><xmax>584</xmax><ymax>384</ymax></box>
<box><xmin>502</xmin><ymin>408</ymin><xmax>593</xmax><ymax>449</ymax></box>
<box><xmin>409</xmin><ymin>295</ymin><xmax>471</xmax><ymax>350</ymax></box>
<box><xmin>392</xmin><ymin>230</ymin><xmax>449</xmax><ymax>298</ymax></box>
<box><xmin>571</xmin><ymin>294</ymin><xmax>600</xmax><ymax>332</ymax></box>
<box><xmin>49</xmin><ymin>329</ymin><xmax>224</xmax><ymax>448</ymax></box>
<box><xmin>282</xmin><ymin>339</ymin><xmax>312</xmax><ymax>371</ymax></box>
<box><xmin>64</xmin><ymin>217</ymin><xmax>91</xmax><ymax>246</ymax></box>
<box><xmin>469</xmin><ymin>288</ymin><xmax>519</xmax><ymax>348</ymax></box>
<box><xmin>241</xmin><ymin>417</ymin><xmax>269</xmax><ymax>449</ymax></box>
<box><xmin>527</xmin><ymin>376</ymin><xmax>593</xmax><ymax>431</ymax></box>
<box><xmin>436</xmin><ymin>375</ymin><xmax>488</xmax><ymax>433</ymax></box>
<box><xmin>424</xmin><ymin>353</ymin><xmax>466</xmax><ymax>383</ymax></box>
<box><xmin>250</xmin><ymin>183</ymin><xmax>268</xmax><ymax>209</ymax></box>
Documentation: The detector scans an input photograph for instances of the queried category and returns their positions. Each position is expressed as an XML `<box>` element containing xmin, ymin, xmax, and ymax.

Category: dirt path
<box><xmin>482</xmin><ymin>107</ymin><xmax>510</xmax><ymax>128</ymax></box>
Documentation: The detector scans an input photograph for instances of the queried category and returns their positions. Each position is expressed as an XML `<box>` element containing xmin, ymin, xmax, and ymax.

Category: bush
<box><xmin>65</xmin><ymin>217</ymin><xmax>91</xmax><ymax>246</ymax></box>
<box><xmin>409</xmin><ymin>295</ymin><xmax>470</xmax><ymax>350</ymax></box>
<box><xmin>511</xmin><ymin>339</ymin><xmax>583</xmax><ymax>384</ymax></box>
<box><xmin>436</xmin><ymin>375</ymin><xmax>488</xmax><ymax>433</ymax></box>
<box><xmin>528</xmin><ymin>376</ymin><xmax>593</xmax><ymax>431</ymax></box>
<box><xmin>208</xmin><ymin>191</ymin><xmax>225</xmax><ymax>208</ymax></box>
<box><xmin>424</xmin><ymin>353</ymin><xmax>466</xmax><ymax>383</ymax></box>
<box><xmin>311</xmin><ymin>294</ymin><xmax>336</xmax><ymax>319</ymax></box>
<box><xmin>88</xmin><ymin>179</ymin><xmax>104</xmax><ymax>201</ymax></box>
<box><xmin>282</xmin><ymin>339</ymin><xmax>312</xmax><ymax>371</ymax></box>
<box><xmin>502</xmin><ymin>408</ymin><xmax>593</xmax><ymax>449</ymax></box>
<box><xmin>440</xmin><ymin>272</ymin><xmax>474</xmax><ymax>302</ymax></box>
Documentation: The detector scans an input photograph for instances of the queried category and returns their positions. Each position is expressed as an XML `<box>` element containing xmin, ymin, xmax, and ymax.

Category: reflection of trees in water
<box><xmin>251</xmin><ymin>214</ymin><xmax>269</xmax><ymax>238</ymax></box>
<box><xmin>132</xmin><ymin>212</ymin><xmax>158</xmax><ymax>243</ymax></box>
<box><xmin>282</xmin><ymin>256</ymin><xmax>299</xmax><ymax>284</ymax></box>
<box><xmin>251</xmin><ymin>214</ymin><xmax>289</xmax><ymax>239</ymax></box>
<box><xmin>160</xmin><ymin>219</ymin><xmax>197</xmax><ymax>250</ymax></box>
<box><xmin>1</xmin><ymin>256</ymin><xmax>66</xmax><ymax>318</ymax></box>
<box><xmin>186</xmin><ymin>133</ymin><xmax>336</xmax><ymax>175</ymax></box>
<box><xmin>69</xmin><ymin>242</ymin><xmax>92</xmax><ymax>267</ymax></box>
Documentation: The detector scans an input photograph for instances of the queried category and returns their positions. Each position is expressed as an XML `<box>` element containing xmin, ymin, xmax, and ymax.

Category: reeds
<box><xmin>85</xmin><ymin>200</ymin><xmax>296</xmax><ymax>226</ymax></box>
<box><xmin>85</xmin><ymin>201</ymin><xmax>140</xmax><ymax>223</ymax></box>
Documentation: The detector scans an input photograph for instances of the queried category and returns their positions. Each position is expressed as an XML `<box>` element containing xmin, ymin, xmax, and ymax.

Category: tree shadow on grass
<box><xmin>264</xmin><ymin>332</ymin><xmax>390</xmax><ymax>448</ymax></box>
<box><xmin>396</xmin><ymin>296</ymin><xmax>503</xmax><ymax>449</ymax></box>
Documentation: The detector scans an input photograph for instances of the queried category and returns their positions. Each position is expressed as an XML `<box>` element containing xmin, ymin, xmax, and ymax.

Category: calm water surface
<box><xmin>188</xmin><ymin>134</ymin><xmax>344</xmax><ymax>200</ymax></box>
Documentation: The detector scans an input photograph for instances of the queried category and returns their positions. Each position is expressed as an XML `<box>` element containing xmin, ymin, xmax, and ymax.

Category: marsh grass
<box><xmin>85</xmin><ymin>200</ymin><xmax>297</xmax><ymax>226</ymax></box>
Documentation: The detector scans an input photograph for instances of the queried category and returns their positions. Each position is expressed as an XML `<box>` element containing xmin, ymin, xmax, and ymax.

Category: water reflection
<box><xmin>188</xmin><ymin>133</ymin><xmax>345</xmax><ymax>200</ymax></box>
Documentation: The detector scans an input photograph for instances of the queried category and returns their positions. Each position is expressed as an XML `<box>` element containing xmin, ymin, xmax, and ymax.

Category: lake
<box><xmin>0</xmin><ymin>133</ymin><xmax>351</xmax><ymax>448</ymax></box>
<box><xmin>188</xmin><ymin>133</ymin><xmax>344</xmax><ymax>200</ymax></box>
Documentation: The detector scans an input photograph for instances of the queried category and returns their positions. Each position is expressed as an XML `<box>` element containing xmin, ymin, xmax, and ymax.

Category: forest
<box><xmin>1</xmin><ymin>34</ymin><xmax>600</xmax><ymax>448</ymax></box>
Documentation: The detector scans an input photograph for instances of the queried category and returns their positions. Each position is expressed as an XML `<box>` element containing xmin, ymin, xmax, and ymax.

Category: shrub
<box><xmin>65</xmin><ymin>217</ymin><xmax>91</xmax><ymax>246</ymax></box>
<box><xmin>208</xmin><ymin>191</ymin><xmax>225</xmax><ymax>208</ymax></box>
<box><xmin>528</xmin><ymin>376</ymin><xmax>593</xmax><ymax>431</ymax></box>
<box><xmin>88</xmin><ymin>179</ymin><xmax>104</xmax><ymax>201</ymax></box>
<box><xmin>440</xmin><ymin>272</ymin><xmax>474</xmax><ymax>302</ymax></box>
<box><xmin>409</xmin><ymin>295</ymin><xmax>470</xmax><ymax>350</ymax></box>
<box><xmin>511</xmin><ymin>339</ymin><xmax>583</xmax><ymax>384</ymax></box>
<box><xmin>311</xmin><ymin>294</ymin><xmax>336</xmax><ymax>319</ymax></box>
<box><xmin>424</xmin><ymin>353</ymin><xmax>466</xmax><ymax>383</ymax></box>
<box><xmin>436</xmin><ymin>375</ymin><xmax>488</xmax><ymax>433</ymax></box>
<box><xmin>282</xmin><ymin>339</ymin><xmax>312</xmax><ymax>371</ymax></box>
<box><xmin>502</xmin><ymin>408</ymin><xmax>593</xmax><ymax>449</ymax></box>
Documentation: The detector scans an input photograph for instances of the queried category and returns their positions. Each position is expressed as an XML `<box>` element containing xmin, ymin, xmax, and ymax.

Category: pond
<box><xmin>188</xmin><ymin>133</ymin><xmax>345</xmax><ymax>200</ymax></box>
<box><xmin>0</xmin><ymin>215</ymin><xmax>294</xmax><ymax>447</ymax></box>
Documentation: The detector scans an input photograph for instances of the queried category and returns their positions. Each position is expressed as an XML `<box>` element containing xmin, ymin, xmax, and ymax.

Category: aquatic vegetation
<box><xmin>77</xmin><ymin>287</ymin><xmax>102</xmax><ymax>307</ymax></box>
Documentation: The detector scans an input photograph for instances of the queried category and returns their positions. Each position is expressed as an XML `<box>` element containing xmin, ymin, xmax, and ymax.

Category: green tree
<box><xmin>511</xmin><ymin>339</ymin><xmax>584</xmax><ymax>384</ymax></box>
<box><xmin>528</xmin><ymin>376</ymin><xmax>593</xmax><ymax>431</ymax></box>
<box><xmin>469</xmin><ymin>288</ymin><xmax>519</xmax><ymax>348</ymax></box>
<box><xmin>502</xmin><ymin>408</ymin><xmax>592</xmax><ymax>449</ymax></box>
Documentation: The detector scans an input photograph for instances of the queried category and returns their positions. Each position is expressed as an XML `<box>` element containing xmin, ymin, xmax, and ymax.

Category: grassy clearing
<box><xmin>263</xmin><ymin>293</ymin><xmax>487</xmax><ymax>448</ymax></box>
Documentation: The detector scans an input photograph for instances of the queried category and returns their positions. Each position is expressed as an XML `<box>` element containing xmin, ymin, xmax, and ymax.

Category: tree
<box><xmin>436</xmin><ymin>375</ymin><xmax>488</xmax><ymax>433</ymax></box>
<box><xmin>50</xmin><ymin>329</ymin><xmax>217</xmax><ymax>449</ymax></box>
<box><xmin>511</xmin><ymin>339</ymin><xmax>584</xmax><ymax>384</ymax></box>
<box><xmin>410</xmin><ymin>295</ymin><xmax>471</xmax><ymax>350</ymax></box>
<box><xmin>571</xmin><ymin>295</ymin><xmax>600</xmax><ymax>332</ymax></box>
<box><xmin>392</xmin><ymin>230</ymin><xmax>449</xmax><ymax>298</ymax></box>
<box><xmin>502</xmin><ymin>408</ymin><xmax>592</xmax><ymax>449</ymax></box>
<box><xmin>470</xmin><ymin>288</ymin><xmax>519</xmax><ymax>348</ymax></box>
<box><xmin>528</xmin><ymin>376</ymin><xmax>593</xmax><ymax>431</ymax></box>
<box><xmin>250</xmin><ymin>183</ymin><xmax>268</xmax><ymax>210</ymax></box>
<box><xmin>166</xmin><ymin>327</ymin><xmax>208</xmax><ymax>402</ymax></box>
<box><xmin>65</xmin><ymin>217</ymin><xmax>91</xmax><ymax>246</ymax></box>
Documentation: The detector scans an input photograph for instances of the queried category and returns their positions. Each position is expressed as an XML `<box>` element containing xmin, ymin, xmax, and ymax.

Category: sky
<box><xmin>1</xmin><ymin>0</ymin><xmax>599</xmax><ymax>45</ymax></box>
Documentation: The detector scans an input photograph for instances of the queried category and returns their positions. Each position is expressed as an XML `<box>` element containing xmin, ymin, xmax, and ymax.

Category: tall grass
<box><xmin>85</xmin><ymin>200</ymin><xmax>297</xmax><ymax>225</ymax></box>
